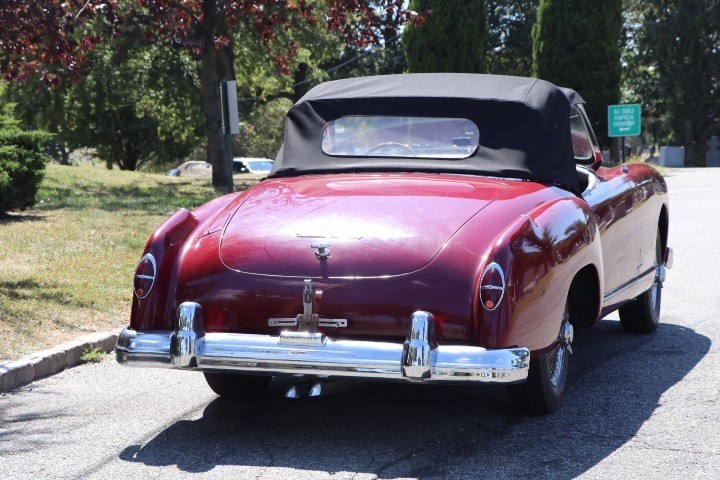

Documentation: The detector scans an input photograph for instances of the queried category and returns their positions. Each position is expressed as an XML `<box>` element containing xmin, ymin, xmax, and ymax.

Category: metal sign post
<box><xmin>608</xmin><ymin>104</ymin><xmax>641</xmax><ymax>163</ymax></box>
<box><xmin>220</xmin><ymin>80</ymin><xmax>240</xmax><ymax>194</ymax></box>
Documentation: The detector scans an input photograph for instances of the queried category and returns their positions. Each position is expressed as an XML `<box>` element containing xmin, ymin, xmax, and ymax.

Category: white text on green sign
<box><xmin>608</xmin><ymin>104</ymin><xmax>641</xmax><ymax>137</ymax></box>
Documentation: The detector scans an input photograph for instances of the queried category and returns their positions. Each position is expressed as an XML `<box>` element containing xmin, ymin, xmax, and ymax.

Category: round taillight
<box><xmin>134</xmin><ymin>254</ymin><xmax>156</xmax><ymax>299</ymax></box>
<box><xmin>480</xmin><ymin>262</ymin><xmax>505</xmax><ymax>311</ymax></box>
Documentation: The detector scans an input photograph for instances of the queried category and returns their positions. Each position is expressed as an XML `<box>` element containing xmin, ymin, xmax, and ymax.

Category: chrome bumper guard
<box><xmin>115</xmin><ymin>303</ymin><xmax>530</xmax><ymax>384</ymax></box>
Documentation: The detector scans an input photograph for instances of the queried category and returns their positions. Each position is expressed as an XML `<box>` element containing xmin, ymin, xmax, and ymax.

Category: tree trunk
<box><xmin>292</xmin><ymin>63</ymin><xmax>310</xmax><ymax>102</ymax></box>
<box><xmin>123</xmin><ymin>154</ymin><xmax>138</xmax><ymax>171</ymax></box>
<box><xmin>198</xmin><ymin>0</ymin><xmax>225</xmax><ymax>188</ymax></box>
<box><xmin>201</xmin><ymin>50</ymin><xmax>227</xmax><ymax>187</ymax></box>
<box><xmin>59</xmin><ymin>143</ymin><xmax>70</xmax><ymax>166</ymax></box>
<box><xmin>610</xmin><ymin>137</ymin><xmax>622</xmax><ymax>163</ymax></box>
<box><xmin>199</xmin><ymin>0</ymin><xmax>237</xmax><ymax>189</ymax></box>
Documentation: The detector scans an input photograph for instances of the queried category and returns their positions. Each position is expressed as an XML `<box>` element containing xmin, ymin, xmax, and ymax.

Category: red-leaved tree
<box><xmin>0</xmin><ymin>0</ymin><xmax>419</xmax><ymax>187</ymax></box>
<box><xmin>0</xmin><ymin>1</ymin><xmax>123</xmax><ymax>85</ymax></box>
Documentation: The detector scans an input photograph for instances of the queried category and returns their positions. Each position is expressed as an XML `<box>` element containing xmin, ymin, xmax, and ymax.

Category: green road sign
<box><xmin>608</xmin><ymin>104</ymin><xmax>641</xmax><ymax>137</ymax></box>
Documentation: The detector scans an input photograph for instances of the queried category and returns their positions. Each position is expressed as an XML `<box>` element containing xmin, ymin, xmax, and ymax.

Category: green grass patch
<box><xmin>80</xmin><ymin>347</ymin><xmax>108</xmax><ymax>364</ymax></box>
<box><xmin>0</xmin><ymin>164</ymin><xmax>243</xmax><ymax>361</ymax></box>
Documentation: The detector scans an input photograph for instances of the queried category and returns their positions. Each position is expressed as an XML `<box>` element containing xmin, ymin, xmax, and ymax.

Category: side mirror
<box><xmin>591</xmin><ymin>150</ymin><xmax>603</xmax><ymax>171</ymax></box>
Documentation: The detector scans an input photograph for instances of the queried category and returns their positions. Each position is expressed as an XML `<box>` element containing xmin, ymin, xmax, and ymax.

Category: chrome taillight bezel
<box><xmin>133</xmin><ymin>253</ymin><xmax>157</xmax><ymax>299</ymax></box>
<box><xmin>480</xmin><ymin>262</ymin><xmax>505</xmax><ymax>311</ymax></box>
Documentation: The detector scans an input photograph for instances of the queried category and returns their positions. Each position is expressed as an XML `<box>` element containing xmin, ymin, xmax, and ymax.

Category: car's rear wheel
<box><xmin>619</xmin><ymin>230</ymin><xmax>663</xmax><ymax>333</ymax></box>
<box><xmin>203</xmin><ymin>372</ymin><xmax>272</xmax><ymax>400</ymax></box>
<box><xmin>509</xmin><ymin>302</ymin><xmax>572</xmax><ymax>414</ymax></box>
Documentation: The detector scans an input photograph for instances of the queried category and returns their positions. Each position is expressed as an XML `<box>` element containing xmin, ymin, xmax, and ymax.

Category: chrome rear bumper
<box><xmin>116</xmin><ymin>303</ymin><xmax>530</xmax><ymax>384</ymax></box>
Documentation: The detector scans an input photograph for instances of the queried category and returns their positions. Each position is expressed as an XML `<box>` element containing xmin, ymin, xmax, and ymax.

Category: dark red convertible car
<box><xmin>116</xmin><ymin>74</ymin><xmax>672</xmax><ymax>412</ymax></box>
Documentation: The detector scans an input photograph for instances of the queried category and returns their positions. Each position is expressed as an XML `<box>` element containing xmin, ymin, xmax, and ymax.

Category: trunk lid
<box><xmin>220</xmin><ymin>174</ymin><xmax>507</xmax><ymax>278</ymax></box>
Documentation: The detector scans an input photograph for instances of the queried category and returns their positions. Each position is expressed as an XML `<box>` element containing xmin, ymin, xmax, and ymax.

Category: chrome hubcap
<box><xmin>559</xmin><ymin>321</ymin><xmax>574</xmax><ymax>354</ymax></box>
<box><xmin>548</xmin><ymin>345</ymin><xmax>566</xmax><ymax>387</ymax></box>
<box><xmin>550</xmin><ymin>306</ymin><xmax>573</xmax><ymax>387</ymax></box>
<box><xmin>650</xmin><ymin>263</ymin><xmax>664</xmax><ymax>317</ymax></box>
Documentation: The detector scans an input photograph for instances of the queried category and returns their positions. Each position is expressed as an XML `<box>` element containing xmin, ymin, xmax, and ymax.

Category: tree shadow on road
<box><xmin>118</xmin><ymin>318</ymin><xmax>710</xmax><ymax>479</ymax></box>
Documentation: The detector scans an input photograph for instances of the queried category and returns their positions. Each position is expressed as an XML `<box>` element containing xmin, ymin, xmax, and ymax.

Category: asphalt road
<box><xmin>1</xmin><ymin>167</ymin><xmax>719</xmax><ymax>480</ymax></box>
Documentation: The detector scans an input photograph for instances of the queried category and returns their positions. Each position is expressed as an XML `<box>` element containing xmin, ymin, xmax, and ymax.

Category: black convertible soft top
<box><xmin>269</xmin><ymin>73</ymin><xmax>584</xmax><ymax>194</ymax></box>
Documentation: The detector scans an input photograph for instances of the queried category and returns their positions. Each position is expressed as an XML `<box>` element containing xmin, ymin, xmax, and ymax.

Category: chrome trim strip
<box><xmin>603</xmin><ymin>267</ymin><xmax>656</xmax><ymax>301</ymax></box>
<box><xmin>116</xmin><ymin>306</ymin><xmax>529</xmax><ymax>384</ymax></box>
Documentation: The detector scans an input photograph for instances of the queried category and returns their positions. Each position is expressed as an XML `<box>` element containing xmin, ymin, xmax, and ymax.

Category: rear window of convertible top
<box><xmin>322</xmin><ymin>116</ymin><xmax>480</xmax><ymax>159</ymax></box>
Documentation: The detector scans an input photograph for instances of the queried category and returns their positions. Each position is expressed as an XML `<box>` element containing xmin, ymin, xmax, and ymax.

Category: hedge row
<box><xmin>0</xmin><ymin>129</ymin><xmax>52</xmax><ymax>213</ymax></box>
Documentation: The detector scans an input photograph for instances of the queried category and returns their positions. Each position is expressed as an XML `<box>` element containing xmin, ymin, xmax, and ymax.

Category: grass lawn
<box><xmin>0</xmin><ymin>164</ymin><xmax>258</xmax><ymax>361</ymax></box>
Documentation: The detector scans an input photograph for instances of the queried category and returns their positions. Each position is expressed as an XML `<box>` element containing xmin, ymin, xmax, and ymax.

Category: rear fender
<box><xmin>475</xmin><ymin>197</ymin><xmax>603</xmax><ymax>353</ymax></box>
<box><xmin>130</xmin><ymin>193</ymin><xmax>243</xmax><ymax>331</ymax></box>
<box><xmin>130</xmin><ymin>209</ymin><xmax>199</xmax><ymax>331</ymax></box>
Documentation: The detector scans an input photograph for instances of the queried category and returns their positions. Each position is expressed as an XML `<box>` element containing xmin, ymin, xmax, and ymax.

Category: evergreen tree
<box><xmin>533</xmin><ymin>0</ymin><xmax>622</xmax><ymax>147</ymax></box>
<box><xmin>486</xmin><ymin>0</ymin><xmax>538</xmax><ymax>77</ymax></box>
<box><xmin>403</xmin><ymin>0</ymin><xmax>488</xmax><ymax>73</ymax></box>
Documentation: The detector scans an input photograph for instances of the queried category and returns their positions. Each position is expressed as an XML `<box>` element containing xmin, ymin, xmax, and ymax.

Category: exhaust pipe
<box><xmin>285</xmin><ymin>381</ymin><xmax>324</xmax><ymax>398</ymax></box>
<box><xmin>282</xmin><ymin>378</ymin><xmax>357</xmax><ymax>398</ymax></box>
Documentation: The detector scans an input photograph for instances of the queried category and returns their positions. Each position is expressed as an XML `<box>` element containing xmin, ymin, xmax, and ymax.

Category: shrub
<box><xmin>0</xmin><ymin>129</ymin><xmax>52</xmax><ymax>213</ymax></box>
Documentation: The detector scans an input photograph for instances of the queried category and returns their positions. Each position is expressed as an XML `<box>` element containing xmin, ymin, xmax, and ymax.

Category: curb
<box><xmin>0</xmin><ymin>330</ymin><xmax>120</xmax><ymax>393</ymax></box>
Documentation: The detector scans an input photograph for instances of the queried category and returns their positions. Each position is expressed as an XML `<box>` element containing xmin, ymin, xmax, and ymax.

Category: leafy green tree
<box><xmin>1</xmin><ymin>1</ymin><xmax>418</xmax><ymax>187</ymax></box>
<box><xmin>135</xmin><ymin>0</ymin><xmax>417</xmax><ymax>187</ymax></box>
<box><xmin>403</xmin><ymin>0</ymin><xmax>488</xmax><ymax>73</ymax></box>
<box><xmin>329</xmin><ymin>39</ymin><xmax>406</xmax><ymax>79</ymax></box>
<box><xmin>234</xmin><ymin>99</ymin><xmax>293</xmax><ymax>159</ymax></box>
<box><xmin>231</xmin><ymin>2</ymin><xmax>415</xmax><ymax>161</ymax></box>
<box><xmin>533</xmin><ymin>0</ymin><xmax>623</xmax><ymax>147</ymax></box>
<box><xmin>327</xmin><ymin>3</ymin><xmax>408</xmax><ymax>80</ymax></box>
<box><xmin>229</xmin><ymin>3</ymin><xmax>343</xmax><ymax>160</ymax></box>
<box><xmin>233</xmin><ymin>3</ymin><xmax>345</xmax><ymax>107</ymax></box>
<box><xmin>486</xmin><ymin>0</ymin><xmax>538</xmax><ymax>76</ymax></box>
<box><xmin>3</xmin><ymin>18</ymin><xmax>204</xmax><ymax>172</ymax></box>
<box><xmin>68</xmin><ymin>38</ymin><xmax>202</xmax><ymax>171</ymax></box>
<box><xmin>623</xmin><ymin>0</ymin><xmax>720</xmax><ymax>164</ymax></box>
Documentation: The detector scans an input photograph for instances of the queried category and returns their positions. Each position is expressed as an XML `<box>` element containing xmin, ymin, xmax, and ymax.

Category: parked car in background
<box><xmin>233</xmin><ymin>157</ymin><xmax>274</xmax><ymax>174</ymax></box>
<box><xmin>168</xmin><ymin>160</ymin><xmax>212</xmax><ymax>178</ymax></box>
<box><xmin>117</xmin><ymin>74</ymin><xmax>671</xmax><ymax>413</ymax></box>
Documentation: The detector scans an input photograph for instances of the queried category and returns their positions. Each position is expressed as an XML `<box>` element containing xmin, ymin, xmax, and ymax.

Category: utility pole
<box><xmin>220</xmin><ymin>80</ymin><xmax>240</xmax><ymax>194</ymax></box>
